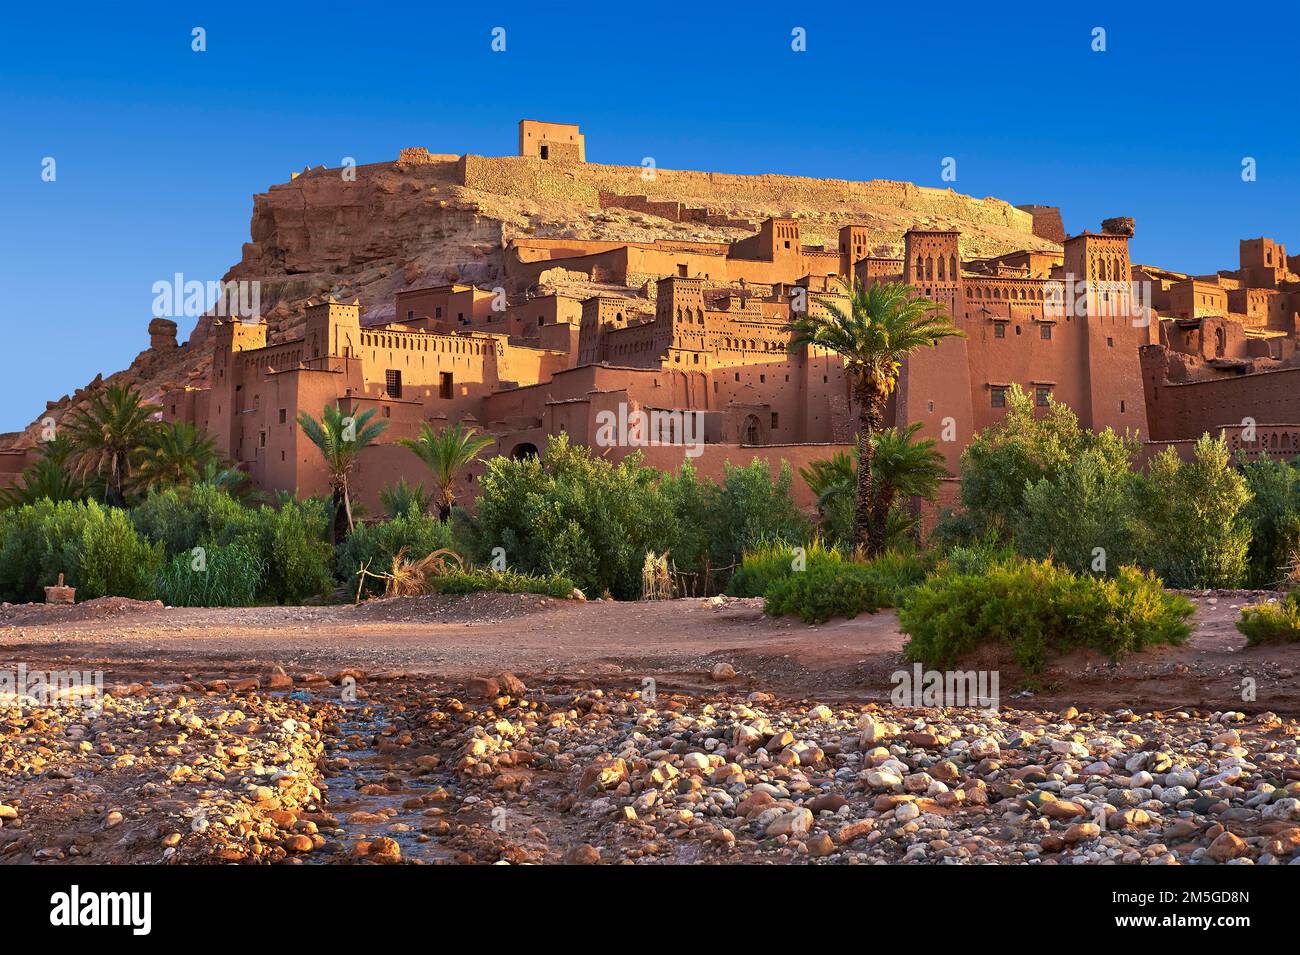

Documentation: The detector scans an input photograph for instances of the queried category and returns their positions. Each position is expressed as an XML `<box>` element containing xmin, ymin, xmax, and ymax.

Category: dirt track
<box><xmin>1</xmin><ymin>589</ymin><xmax>1295</xmax><ymax>715</ymax></box>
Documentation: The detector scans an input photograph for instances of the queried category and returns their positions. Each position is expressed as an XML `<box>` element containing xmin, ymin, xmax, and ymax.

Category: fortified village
<box><xmin>6</xmin><ymin>120</ymin><xmax>1300</xmax><ymax>513</ymax></box>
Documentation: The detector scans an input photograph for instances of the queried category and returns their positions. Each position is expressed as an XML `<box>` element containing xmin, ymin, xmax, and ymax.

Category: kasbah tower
<box><xmin>113</xmin><ymin>120</ymin><xmax>1300</xmax><ymax>520</ymax></box>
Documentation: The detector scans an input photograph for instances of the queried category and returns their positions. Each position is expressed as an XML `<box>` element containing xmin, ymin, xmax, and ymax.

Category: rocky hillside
<box><xmin>1</xmin><ymin>151</ymin><xmax>1058</xmax><ymax>451</ymax></box>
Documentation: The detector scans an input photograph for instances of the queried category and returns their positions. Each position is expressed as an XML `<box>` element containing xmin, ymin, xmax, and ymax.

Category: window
<box><xmin>991</xmin><ymin>387</ymin><xmax>1007</xmax><ymax>408</ymax></box>
<box><xmin>678</xmin><ymin>264</ymin><xmax>688</xmax><ymax>277</ymax></box>
<box><xmin>1040</xmin><ymin>324</ymin><xmax>1052</xmax><ymax>340</ymax></box>
<box><xmin>994</xmin><ymin>323</ymin><xmax>1006</xmax><ymax>339</ymax></box>
<box><xmin>771</xmin><ymin>412</ymin><xmax>779</xmax><ymax>429</ymax></box>
<box><xmin>1107</xmin><ymin>337</ymin><xmax>1114</xmax><ymax>347</ymax></box>
<box><xmin>1035</xmin><ymin>387</ymin><xmax>1051</xmax><ymax>407</ymax></box>
<box><xmin>1120</xmin><ymin>400</ymin><xmax>1126</xmax><ymax>413</ymax></box>
<box><xmin>385</xmin><ymin>369</ymin><xmax>402</xmax><ymax>398</ymax></box>
<box><xmin>439</xmin><ymin>372</ymin><xmax>453</xmax><ymax>399</ymax></box>
<box><xmin>539</xmin><ymin>145</ymin><xmax>549</xmax><ymax>160</ymax></box>
<box><xmin>435</xmin><ymin>307</ymin><xmax>442</xmax><ymax>319</ymax></box>
<box><xmin>278</xmin><ymin>408</ymin><xmax>287</xmax><ymax>424</ymax></box>
<box><xmin>406</xmin><ymin>310</ymin><xmax>414</xmax><ymax>321</ymax></box>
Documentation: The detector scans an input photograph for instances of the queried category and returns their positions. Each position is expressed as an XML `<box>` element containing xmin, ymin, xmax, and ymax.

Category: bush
<box><xmin>899</xmin><ymin>560</ymin><xmax>1194</xmax><ymax>674</ymax></box>
<box><xmin>763</xmin><ymin>560</ymin><xmax>884</xmax><ymax>624</ymax></box>
<box><xmin>1236</xmin><ymin>593</ymin><xmax>1300</xmax><ymax>646</ymax></box>
<box><xmin>1135</xmin><ymin>435</ymin><xmax>1251</xmax><ymax>589</ymax></box>
<box><xmin>156</xmin><ymin>541</ymin><xmax>263</xmax><ymax>607</ymax></box>
<box><xmin>0</xmin><ymin>500</ymin><xmax>161</xmax><ymax>602</ymax></box>
<box><xmin>959</xmin><ymin>385</ymin><xmax>1137</xmax><ymax>539</ymax></box>
<box><xmin>78</xmin><ymin>503</ymin><xmax>164</xmax><ymax>600</ymax></box>
<box><xmin>426</xmin><ymin>568</ymin><xmax>576</xmax><ymax>599</ymax></box>
<box><xmin>706</xmin><ymin>459</ymin><xmax>810</xmax><ymax>569</ymax></box>
<box><xmin>248</xmin><ymin>499</ymin><xmax>334</xmax><ymax>604</ymax></box>
<box><xmin>1239</xmin><ymin>454</ymin><xmax>1300</xmax><ymax>589</ymax></box>
<box><xmin>469</xmin><ymin>436</ymin><xmax>679</xmax><ymax>599</ymax></box>
<box><xmin>132</xmin><ymin>483</ymin><xmax>250</xmax><ymax>557</ymax></box>
<box><xmin>467</xmin><ymin>438</ymin><xmax>811</xmax><ymax>599</ymax></box>
<box><xmin>728</xmin><ymin>539</ymin><xmax>844</xmax><ymax>598</ymax></box>
<box><xmin>337</xmin><ymin>509</ymin><xmax>455</xmax><ymax>598</ymax></box>
<box><xmin>1015</xmin><ymin>446</ymin><xmax>1139</xmax><ymax>574</ymax></box>
<box><xmin>864</xmin><ymin>549</ymin><xmax>935</xmax><ymax>606</ymax></box>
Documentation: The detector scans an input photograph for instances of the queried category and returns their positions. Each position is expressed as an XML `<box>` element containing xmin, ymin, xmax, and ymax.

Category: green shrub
<box><xmin>764</xmin><ymin>561</ymin><xmax>884</xmax><ymax>624</ymax></box>
<box><xmin>1236</xmin><ymin>593</ymin><xmax>1300</xmax><ymax>645</ymax></box>
<box><xmin>959</xmin><ymin>385</ymin><xmax>1137</xmax><ymax>539</ymax></box>
<box><xmin>469</xmin><ymin>436</ymin><xmax>678</xmax><ymax>599</ymax></box>
<box><xmin>864</xmin><ymin>549</ymin><xmax>935</xmax><ymax>606</ymax></box>
<box><xmin>336</xmin><ymin>509</ymin><xmax>455</xmax><ymax>597</ymax></box>
<box><xmin>247</xmin><ymin>499</ymin><xmax>334</xmax><ymax>604</ymax></box>
<box><xmin>706</xmin><ymin>459</ymin><xmax>810</xmax><ymax>569</ymax></box>
<box><xmin>728</xmin><ymin>539</ymin><xmax>844</xmax><ymax>598</ymax></box>
<box><xmin>155</xmin><ymin>541</ymin><xmax>263</xmax><ymax>607</ymax></box>
<box><xmin>132</xmin><ymin>483</ymin><xmax>251</xmax><ymax>557</ymax></box>
<box><xmin>77</xmin><ymin>503</ymin><xmax>164</xmax><ymax>600</ymax></box>
<box><xmin>0</xmin><ymin>500</ymin><xmax>161</xmax><ymax>602</ymax></box>
<box><xmin>1239</xmin><ymin>454</ymin><xmax>1300</xmax><ymax>588</ymax></box>
<box><xmin>899</xmin><ymin>560</ymin><xmax>1194</xmax><ymax>674</ymax></box>
<box><xmin>1015</xmin><ymin>446</ymin><xmax>1140</xmax><ymax>574</ymax></box>
<box><xmin>939</xmin><ymin>536</ymin><xmax>1018</xmax><ymax>577</ymax></box>
<box><xmin>1135</xmin><ymin>435</ymin><xmax>1251</xmax><ymax>589</ymax></box>
<box><xmin>426</xmin><ymin>568</ymin><xmax>575</xmax><ymax>599</ymax></box>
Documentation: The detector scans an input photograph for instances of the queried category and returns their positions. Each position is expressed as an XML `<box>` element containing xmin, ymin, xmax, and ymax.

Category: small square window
<box><xmin>1035</xmin><ymin>387</ymin><xmax>1050</xmax><ymax>407</ymax></box>
<box><xmin>1040</xmin><ymin>324</ymin><xmax>1052</xmax><ymax>340</ymax></box>
<box><xmin>994</xmin><ymin>324</ymin><xmax>1006</xmax><ymax>339</ymax></box>
<box><xmin>991</xmin><ymin>387</ymin><xmax>1007</xmax><ymax>408</ymax></box>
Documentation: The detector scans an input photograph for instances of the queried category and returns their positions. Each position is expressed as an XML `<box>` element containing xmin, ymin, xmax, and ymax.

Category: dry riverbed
<box><xmin>0</xmin><ymin>592</ymin><xmax>1298</xmax><ymax>865</ymax></box>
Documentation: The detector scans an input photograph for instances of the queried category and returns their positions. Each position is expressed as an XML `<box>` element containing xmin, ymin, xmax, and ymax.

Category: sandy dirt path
<box><xmin>1</xmin><ymin>590</ymin><xmax>1295</xmax><ymax>715</ymax></box>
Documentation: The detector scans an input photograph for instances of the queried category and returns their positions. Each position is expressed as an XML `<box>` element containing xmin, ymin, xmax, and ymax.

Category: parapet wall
<box><xmin>457</xmin><ymin>155</ymin><xmax>1036</xmax><ymax>234</ymax></box>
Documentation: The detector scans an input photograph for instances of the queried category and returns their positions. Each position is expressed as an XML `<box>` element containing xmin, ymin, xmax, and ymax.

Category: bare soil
<box><xmin>0</xmin><ymin>590</ymin><xmax>1294</xmax><ymax>714</ymax></box>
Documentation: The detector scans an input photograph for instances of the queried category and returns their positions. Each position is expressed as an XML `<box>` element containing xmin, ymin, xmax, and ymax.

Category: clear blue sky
<box><xmin>2</xmin><ymin>1</ymin><xmax>1296</xmax><ymax>432</ymax></box>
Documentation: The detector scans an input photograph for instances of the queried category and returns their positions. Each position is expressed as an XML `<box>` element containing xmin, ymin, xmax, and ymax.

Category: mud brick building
<box><xmin>142</xmin><ymin>121</ymin><xmax>1300</xmax><ymax>513</ymax></box>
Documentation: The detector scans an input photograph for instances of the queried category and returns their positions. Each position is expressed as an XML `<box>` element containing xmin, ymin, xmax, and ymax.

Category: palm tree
<box><xmin>398</xmin><ymin>421</ymin><xmax>494</xmax><ymax>521</ymax></box>
<box><xmin>379</xmin><ymin>477</ymin><xmax>435</xmax><ymax>519</ymax></box>
<box><xmin>198</xmin><ymin>460</ymin><xmax>258</xmax><ymax>503</ymax></box>
<box><xmin>867</xmin><ymin>422</ymin><xmax>950</xmax><ymax>535</ymax></box>
<box><xmin>61</xmin><ymin>384</ymin><xmax>161</xmax><ymax>506</ymax></box>
<box><xmin>297</xmin><ymin>402</ymin><xmax>388</xmax><ymax>540</ymax></box>
<box><xmin>787</xmin><ymin>280</ymin><xmax>961</xmax><ymax>554</ymax></box>
<box><xmin>135</xmin><ymin>421</ymin><xmax>219</xmax><ymax>492</ymax></box>
<box><xmin>0</xmin><ymin>436</ymin><xmax>84</xmax><ymax>508</ymax></box>
<box><xmin>800</xmin><ymin>424</ymin><xmax>949</xmax><ymax>548</ymax></box>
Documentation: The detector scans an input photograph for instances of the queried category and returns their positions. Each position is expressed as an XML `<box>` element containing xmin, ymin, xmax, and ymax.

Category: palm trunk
<box><xmin>853</xmin><ymin>385</ymin><xmax>884</xmax><ymax>556</ymax></box>
<box><xmin>869</xmin><ymin>480</ymin><xmax>894</xmax><ymax>555</ymax></box>
<box><xmin>343</xmin><ymin>480</ymin><xmax>355</xmax><ymax>532</ymax></box>
<box><xmin>330</xmin><ymin>487</ymin><xmax>346</xmax><ymax>546</ymax></box>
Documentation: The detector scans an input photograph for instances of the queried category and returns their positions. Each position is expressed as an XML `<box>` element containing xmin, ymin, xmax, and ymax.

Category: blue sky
<box><xmin>2</xmin><ymin>1</ymin><xmax>1297</xmax><ymax>432</ymax></box>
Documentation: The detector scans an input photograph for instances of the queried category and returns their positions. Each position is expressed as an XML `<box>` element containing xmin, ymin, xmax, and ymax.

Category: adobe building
<box><xmin>143</xmin><ymin>121</ymin><xmax>1300</xmax><ymax>518</ymax></box>
<box><xmin>1140</xmin><ymin>237</ymin><xmax>1300</xmax><ymax>462</ymax></box>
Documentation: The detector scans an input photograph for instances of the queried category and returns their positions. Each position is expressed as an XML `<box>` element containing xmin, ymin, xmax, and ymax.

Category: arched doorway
<box><xmin>511</xmin><ymin>442</ymin><xmax>539</xmax><ymax>460</ymax></box>
<box><xmin>742</xmin><ymin>415</ymin><xmax>762</xmax><ymax>446</ymax></box>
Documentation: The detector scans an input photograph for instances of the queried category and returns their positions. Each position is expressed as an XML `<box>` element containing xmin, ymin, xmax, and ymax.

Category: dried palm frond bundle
<box><xmin>642</xmin><ymin>550</ymin><xmax>674</xmax><ymax>601</ymax></box>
